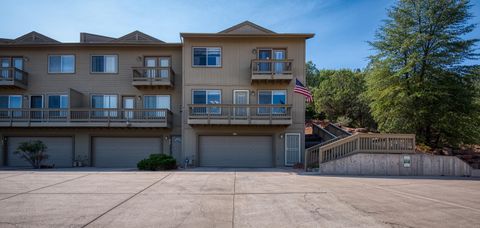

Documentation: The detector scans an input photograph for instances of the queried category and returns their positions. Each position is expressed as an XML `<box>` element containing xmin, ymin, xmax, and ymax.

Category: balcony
<box><xmin>251</xmin><ymin>59</ymin><xmax>293</xmax><ymax>83</ymax></box>
<box><xmin>0</xmin><ymin>108</ymin><xmax>172</xmax><ymax>128</ymax></box>
<box><xmin>132</xmin><ymin>67</ymin><xmax>174</xmax><ymax>88</ymax></box>
<box><xmin>187</xmin><ymin>104</ymin><xmax>292</xmax><ymax>125</ymax></box>
<box><xmin>0</xmin><ymin>67</ymin><xmax>28</xmax><ymax>89</ymax></box>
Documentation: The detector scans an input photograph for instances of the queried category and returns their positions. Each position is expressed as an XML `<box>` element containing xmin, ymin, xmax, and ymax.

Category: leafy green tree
<box><xmin>313</xmin><ymin>69</ymin><xmax>374</xmax><ymax>128</ymax></box>
<box><xmin>14</xmin><ymin>140</ymin><xmax>49</xmax><ymax>169</ymax></box>
<box><xmin>367</xmin><ymin>0</ymin><xmax>480</xmax><ymax>147</ymax></box>
<box><xmin>306</xmin><ymin>61</ymin><xmax>320</xmax><ymax>88</ymax></box>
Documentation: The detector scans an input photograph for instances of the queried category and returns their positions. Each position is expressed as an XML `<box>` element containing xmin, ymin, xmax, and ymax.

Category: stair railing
<box><xmin>305</xmin><ymin>133</ymin><xmax>416</xmax><ymax>171</ymax></box>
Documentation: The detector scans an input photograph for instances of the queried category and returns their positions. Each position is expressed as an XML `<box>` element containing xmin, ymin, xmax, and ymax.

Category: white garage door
<box><xmin>199</xmin><ymin>136</ymin><xmax>273</xmax><ymax>168</ymax></box>
<box><xmin>7</xmin><ymin>137</ymin><xmax>73</xmax><ymax>167</ymax></box>
<box><xmin>93</xmin><ymin>137</ymin><xmax>162</xmax><ymax>168</ymax></box>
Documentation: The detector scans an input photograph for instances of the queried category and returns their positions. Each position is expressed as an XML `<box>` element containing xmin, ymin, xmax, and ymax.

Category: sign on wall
<box><xmin>403</xmin><ymin>155</ymin><xmax>411</xmax><ymax>168</ymax></box>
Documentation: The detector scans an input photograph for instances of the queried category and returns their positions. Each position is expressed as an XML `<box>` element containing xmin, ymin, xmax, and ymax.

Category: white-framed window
<box><xmin>91</xmin><ymin>94</ymin><xmax>118</xmax><ymax>117</ymax></box>
<box><xmin>144</xmin><ymin>95</ymin><xmax>170</xmax><ymax>110</ymax></box>
<box><xmin>144</xmin><ymin>95</ymin><xmax>170</xmax><ymax>118</ymax></box>
<box><xmin>47</xmin><ymin>94</ymin><xmax>68</xmax><ymax>117</ymax></box>
<box><xmin>0</xmin><ymin>95</ymin><xmax>22</xmax><ymax>108</ymax></box>
<box><xmin>91</xmin><ymin>55</ymin><xmax>118</xmax><ymax>73</ymax></box>
<box><xmin>48</xmin><ymin>95</ymin><xmax>68</xmax><ymax>109</ymax></box>
<box><xmin>48</xmin><ymin>55</ymin><xmax>75</xmax><ymax>73</ymax></box>
<box><xmin>0</xmin><ymin>95</ymin><xmax>22</xmax><ymax>117</ymax></box>
<box><xmin>192</xmin><ymin>90</ymin><xmax>221</xmax><ymax>114</ymax></box>
<box><xmin>193</xmin><ymin>47</ymin><xmax>221</xmax><ymax>67</ymax></box>
<box><xmin>258</xmin><ymin>90</ymin><xmax>287</xmax><ymax>114</ymax></box>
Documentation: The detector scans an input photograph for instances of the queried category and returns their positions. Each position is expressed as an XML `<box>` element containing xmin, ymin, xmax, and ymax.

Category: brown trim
<box><xmin>0</xmin><ymin>43</ymin><xmax>183</xmax><ymax>48</ymax></box>
<box><xmin>181</xmin><ymin>33</ymin><xmax>315</xmax><ymax>39</ymax></box>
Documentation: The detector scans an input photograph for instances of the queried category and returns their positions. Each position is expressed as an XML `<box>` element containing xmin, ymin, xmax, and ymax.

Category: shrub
<box><xmin>137</xmin><ymin>154</ymin><xmax>176</xmax><ymax>171</ymax></box>
<box><xmin>14</xmin><ymin>140</ymin><xmax>49</xmax><ymax>169</ymax></box>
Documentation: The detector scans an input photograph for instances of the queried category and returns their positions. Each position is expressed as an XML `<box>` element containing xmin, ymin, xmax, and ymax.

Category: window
<box><xmin>0</xmin><ymin>95</ymin><xmax>22</xmax><ymax>108</ymax></box>
<box><xmin>192</xmin><ymin>90</ymin><xmax>221</xmax><ymax>114</ymax></box>
<box><xmin>48</xmin><ymin>95</ymin><xmax>68</xmax><ymax>109</ymax></box>
<box><xmin>48</xmin><ymin>95</ymin><xmax>68</xmax><ymax>117</ymax></box>
<box><xmin>144</xmin><ymin>95</ymin><xmax>170</xmax><ymax>117</ymax></box>
<box><xmin>48</xmin><ymin>55</ymin><xmax>75</xmax><ymax>73</ymax></box>
<box><xmin>258</xmin><ymin>90</ymin><xmax>286</xmax><ymax>114</ymax></box>
<box><xmin>91</xmin><ymin>55</ymin><xmax>118</xmax><ymax>73</ymax></box>
<box><xmin>0</xmin><ymin>95</ymin><xmax>22</xmax><ymax>118</ymax></box>
<box><xmin>91</xmin><ymin>95</ymin><xmax>117</xmax><ymax>117</ymax></box>
<box><xmin>144</xmin><ymin>57</ymin><xmax>170</xmax><ymax>78</ymax></box>
<box><xmin>193</xmin><ymin>47</ymin><xmax>221</xmax><ymax>67</ymax></box>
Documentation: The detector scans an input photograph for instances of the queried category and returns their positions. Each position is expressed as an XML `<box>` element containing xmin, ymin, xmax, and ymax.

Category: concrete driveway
<box><xmin>0</xmin><ymin>168</ymin><xmax>479</xmax><ymax>228</ymax></box>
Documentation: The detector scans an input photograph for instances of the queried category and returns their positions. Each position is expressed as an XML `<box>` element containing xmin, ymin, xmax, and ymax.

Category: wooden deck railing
<box><xmin>251</xmin><ymin>59</ymin><xmax>293</xmax><ymax>76</ymax></box>
<box><xmin>0</xmin><ymin>67</ymin><xmax>28</xmax><ymax>86</ymax></box>
<box><xmin>188</xmin><ymin>104</ymin><xmax>292</xmax><ymax>125</ymax></box>
<box><xmin>0</xmin><ymin>108</ymin><xmax>172</xmax><ymax>126</ymax></box>
<box><xmin>132</xmin><ymin>67</ymin><xmax>174</xmax><ymax>84</ymax></box>
<box><xmin>305</xmin><ymin>133</ymin><xmax>416</xmax><ymax>169</ymax></box>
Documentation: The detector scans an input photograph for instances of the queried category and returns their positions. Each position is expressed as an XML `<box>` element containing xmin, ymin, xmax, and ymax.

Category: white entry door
<box><xmin>234</xmin><ymin>90</ymin><xmax>249</xmax><ymax>117</ymax></box>
<box><xmin>123</xmin><ymin>97</ymin><xmax>135</xmax><ymax>119</ymax></box>
<box><xmin>285</xmin><ymin>133</ymin><xmax>301</xmax><ymax>166</ymax></box>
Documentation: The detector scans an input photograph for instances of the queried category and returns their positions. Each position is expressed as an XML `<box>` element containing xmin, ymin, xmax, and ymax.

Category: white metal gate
<box><xmin>285</xmin><ymin>133</ymin><xmax>301</xmax><ymax>166</ymax></box>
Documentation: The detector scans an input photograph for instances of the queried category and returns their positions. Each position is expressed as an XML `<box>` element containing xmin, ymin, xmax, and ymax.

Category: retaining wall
<box><xmin>318</xmin><ymin>153</ymin><xmax>473</xmax><ymax>176</ymax></box>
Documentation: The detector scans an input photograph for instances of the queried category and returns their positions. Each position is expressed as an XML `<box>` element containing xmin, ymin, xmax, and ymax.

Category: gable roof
<box><xmin>80</xmin><ymin>33</ymin><xmax>115</xmax><ymax>43</ymax></box>
<box><xmin>0</xmin><ymin>38</ymin><xmax>12</xmax><ymax>44</ymax></box>
<box><xmin>219</xmin><ymin>21</ymin><xmax>276</xmax><ymax>34</ymax></box>
<box><xmin>13</xmin><ymin>31</ymin><xmax>60</xmax><ymax>44</ymax></box>
<box><xmin>113</xmin><ymin>31</ymin><xmax>164</xmax><ymax>43</ymax></box>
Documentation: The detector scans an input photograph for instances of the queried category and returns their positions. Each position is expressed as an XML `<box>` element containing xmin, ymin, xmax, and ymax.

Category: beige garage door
<box><xmin>199</xmin><ymin>136</ymin><xmax>273</xmax><ymax>168</ymax></box>
<box><xmin>7</xmin><ymin>137</ymin><xmax>73</xmax><ymax>167</ymax></box>
<box><xmin>93</xmin><ymin>137</ymin><xmax>162</xmax><ymax>168</ymax></box>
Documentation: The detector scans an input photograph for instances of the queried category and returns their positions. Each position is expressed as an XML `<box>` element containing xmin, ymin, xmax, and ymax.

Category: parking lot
<box><xmin>0</xmin><ymin>168</ymin><xmax>479</xmax><ymax>227</ymax></box>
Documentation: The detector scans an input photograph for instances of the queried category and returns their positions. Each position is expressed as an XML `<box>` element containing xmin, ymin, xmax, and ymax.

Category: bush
<box><xmin>15</xmin><ymin>140</ymin><xmax>49</xmax><ymax>169</ymax></box>
<box><xmin>137</xmin><ymin>154</ymin><xmax>176</xmax><ymax>171</ymax></box>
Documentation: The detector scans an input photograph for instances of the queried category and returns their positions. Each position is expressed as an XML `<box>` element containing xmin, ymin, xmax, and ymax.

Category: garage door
<box><xmin>199</xmin><ymin>136</ymin><xmax>273</xmax><ymax>167</ymax></box>
<box><xmin>93</xmin><ymin>137</ymin><xmax>162</xmax><ymax>168</ymax></box>
<box><xmin>7</xmin><ymin>137</ymin><xmax>73</xmax><ymax>167</ymax></box>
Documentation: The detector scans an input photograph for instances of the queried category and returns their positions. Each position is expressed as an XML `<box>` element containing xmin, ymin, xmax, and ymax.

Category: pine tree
<box><xmin>367</xmin><ymin>0</ymin><xmax>480</xmax><ymax>147</ymax></box>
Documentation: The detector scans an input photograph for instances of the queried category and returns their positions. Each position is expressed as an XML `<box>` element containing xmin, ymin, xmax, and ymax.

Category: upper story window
<box><xmin>144</xmin><ymin>95</ymin><xmax>170</xmax><ymax>110</ymax></box>
<box><xmin>144</xmin><ymin>57</ymin><xmax>170</xmax><ymax>78</ymax></box>
<box><xmin>258</xmin><ymin>90</ymin><xmax>287</xmax><ymax>114</ymax></box>
<box><xmin>91</xmin><ymin>55</ymin><xmax>118</xmax><ymax>73</ymax></box>
<box><xmin>1</xmin><ymin>57</ymin><xmax>23</xmax><ymax>79</ymax></box>
<box><xmin>192</xmin><ymin>90</ymin><xmax>221</xmax><ymax>114</ymax></box>
<box><xmin>48</xmin><ymin>55</ymin><xmax>75</xmax><ymax>73</ymax></box>
<box><xmin>193</xmin><ymin>47</ymin><xmax>221</xmax><ymax>67</ymax></box>
<box><xmin>48</xmin><ymin>95</ymin><xmax>68</xmax><ymax>109</ymax></box>
<box><xmin>0</xmin><ymin>95</ymin><xmax>22</xmax><ymax>108</ymax></box>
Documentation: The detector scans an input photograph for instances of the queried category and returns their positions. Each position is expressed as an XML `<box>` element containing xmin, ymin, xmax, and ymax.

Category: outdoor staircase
<box><xmin>305</xmin><ymin>130</ymin><xmax>416</xmax><ymax>171</ymax></box>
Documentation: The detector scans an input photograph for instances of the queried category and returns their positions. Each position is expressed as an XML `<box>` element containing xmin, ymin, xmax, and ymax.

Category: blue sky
<box><xmin>0</xmin><ymin>0</ymin><xmax>478</xmax><ymax>69</ymax></box>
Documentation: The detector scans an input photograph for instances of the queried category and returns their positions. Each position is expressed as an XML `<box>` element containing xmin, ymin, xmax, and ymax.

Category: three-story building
<box><xmin>0</xmin><ymin>21</ymin><xmax>313</xmax><ymax>168</ymax></box>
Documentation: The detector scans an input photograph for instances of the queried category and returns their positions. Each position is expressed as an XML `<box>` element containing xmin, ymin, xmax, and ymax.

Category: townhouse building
<box><xmin>0</xmin><ymin>21</ymin><xmax>313</xmax><ymax>168</ymax></box>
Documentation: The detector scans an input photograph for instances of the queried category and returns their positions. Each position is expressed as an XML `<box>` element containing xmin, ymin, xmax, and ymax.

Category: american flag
<box><xmin>294</xmin><ymin>79</ymin><xmax>313</xmax><ymax>103</ymax></box>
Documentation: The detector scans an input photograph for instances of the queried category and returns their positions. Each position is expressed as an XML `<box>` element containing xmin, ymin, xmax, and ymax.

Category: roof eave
<box><xmin>180</xmin><ymin>33</ymin><xmax>315</xmax><ymax>39</ymax></box>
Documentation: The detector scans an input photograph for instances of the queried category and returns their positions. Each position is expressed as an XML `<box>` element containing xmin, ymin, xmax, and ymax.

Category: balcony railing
<box><xmin>187</xmin><ymin>104</ymin><xmax>292</xmax><ymax>125</ymax></box>
<box><xmin>132</xmin><ymin>67</ymin><xmax>174</xmax><ymax>88</ymax></box>
<box><xmin>251</xmin><ymin>59</ymin><xmax>293</xmax><ymax>82</ymax></box>
<box><xmin>0</xmin><ymin>108</ymin><xmax>172</xmax><ymax>128</ymax></box>
<box><xmin>0</xmin><ymin>67</ymin><xmax>28</xmax><ymax>89</ymax></box>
